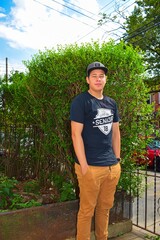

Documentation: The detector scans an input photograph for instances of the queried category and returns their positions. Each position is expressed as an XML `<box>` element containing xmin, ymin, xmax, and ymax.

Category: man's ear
<box><xmin>86</xmin><ymin>76</ymin><xmax>89</xmax><ymax>84</ymax></box>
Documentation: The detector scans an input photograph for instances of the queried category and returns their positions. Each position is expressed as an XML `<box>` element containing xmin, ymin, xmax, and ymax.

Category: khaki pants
<box><xmin>75</xmin><ymin>162</ymin><xmax>121</xmax><ymax>240</ymax></box>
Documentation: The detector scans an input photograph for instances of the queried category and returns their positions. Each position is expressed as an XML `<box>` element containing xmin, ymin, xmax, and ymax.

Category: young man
<box><xmin>70</xmin><ymin>62</ymin><xmax>121</xmax><ymax>240</ymax></box>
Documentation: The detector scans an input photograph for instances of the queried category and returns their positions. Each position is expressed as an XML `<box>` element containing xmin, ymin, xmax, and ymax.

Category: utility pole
<box><xmin>5</xmin><ymin>57</ymin><xmax>8</xmax><ymax>85</ymax></box>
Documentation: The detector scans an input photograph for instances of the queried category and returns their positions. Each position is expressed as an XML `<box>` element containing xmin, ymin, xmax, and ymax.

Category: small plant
<box><xmin>0</xmin><ymin>175</ymin><xmax>18</xmax><ymax>209</ymax></box>
<box><xmin>0</xmin><ymin>175</ymin><xmax>41</xmax><ymax>211</ymax></box>
<box><xmin>59</xmin><ymin>182</ymin><xmax>76</xmax><ymax>202</ymax></box>
<box><xmin>50</xmin><ymin>173</ymin><xmax>76</xmax><ymax>202</ymax></box>
<box><xmin>118</xmin><ymin>153</ymin><xmax>145</xmax><ymax>197</ymax></box>
<box><xmin>145</xmin><ymin>235</ymin><xmax>160</xmax><ymax>240</ymax></box>
<box><xmin>23</xmin><ymin>180</ymin><xmax>40</xmax><ymax>194</ymax></box>
<box><xmin>51</xmin><ymin>173</ymin><xmax>64</xmax><ymax>189</ymax></box>
<box><xmin>14</xmin><ymin>199</ymin><xmax>41</xmax><ymax>209</ymax></box>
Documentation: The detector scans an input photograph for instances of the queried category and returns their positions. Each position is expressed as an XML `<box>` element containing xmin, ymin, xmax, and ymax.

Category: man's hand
<box><xmin>81</xmin><ymin>164</ymin><xmax>89</xmax><ymax>175</ymax></box>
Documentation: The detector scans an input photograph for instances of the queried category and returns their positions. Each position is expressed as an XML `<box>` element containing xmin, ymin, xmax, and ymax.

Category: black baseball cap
<box><xmin>87</xmin><ymin>62</ymin><xmax>108</xmax><ymax>76</ymax></box>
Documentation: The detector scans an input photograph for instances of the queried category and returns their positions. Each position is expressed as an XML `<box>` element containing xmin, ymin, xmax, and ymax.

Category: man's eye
<box><xmin>91</xmin><ymin>75</ymin><xmax>105</xmax><ymax>79</ymax></box>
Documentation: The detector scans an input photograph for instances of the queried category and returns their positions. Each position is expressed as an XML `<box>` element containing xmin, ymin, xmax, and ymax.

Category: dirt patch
<box><xmin>14</xmin><ymin>179</ymin><xmax>60</xmax><ymax>205</ymax></box>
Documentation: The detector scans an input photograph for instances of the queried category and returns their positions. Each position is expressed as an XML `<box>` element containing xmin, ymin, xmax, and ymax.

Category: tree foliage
<box><xmin>124</xmin><ymin>0</ymin><xmax>160</xmax><ymax>88</ymax></box>
<box><xmin>0</xmin><ymin>40</ymin><xmax>154</xmax><ymax>196</ymax></box>
<box><xmin>98</xmin><ymin>0</ymin><xmax>160</xmax><ymax>89</ymax></box>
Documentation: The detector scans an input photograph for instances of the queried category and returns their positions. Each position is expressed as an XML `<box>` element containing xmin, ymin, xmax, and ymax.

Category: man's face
<box><xmin>86</xmin><ymin>69</ymin><xmax>106</xmax><ymax>91</ymax></box>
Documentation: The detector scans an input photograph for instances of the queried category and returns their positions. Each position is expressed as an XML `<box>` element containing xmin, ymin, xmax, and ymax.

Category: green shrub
<box><xmin>59</xmin><ymin>182</ymin><xmax>76</xmax><ymax>202</ymax></box>
<box><xmin>0</xmin><ymin>40</ymin><xmax>154</xmax><ymax>199</ymax></box>
<box><xmin>23</xmin><ymin>180</ymin><xmax>40</xmax><ymax>194</ymax></box>
<box><xmin>50</xmin><ymin>173</ymin><xmax>76</xmax><ymax>202</ymax></box>
<box><xmin>0</xmin><ymin>175</ymin><xmax>41</xmax><ymax>211</ymax></box>
<box><xmin>0</xmin><ymin>175</ymin><xmax>18</xmax><ymax>209</ymax></box>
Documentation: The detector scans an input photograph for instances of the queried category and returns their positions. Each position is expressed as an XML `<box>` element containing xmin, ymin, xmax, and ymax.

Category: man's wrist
<box><xmin>117</xmin><ymin>158</ymin><xmax>121</xmax><ymax>162</ymax></box>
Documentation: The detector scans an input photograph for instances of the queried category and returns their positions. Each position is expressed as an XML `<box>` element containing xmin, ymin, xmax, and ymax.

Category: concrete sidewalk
<box><xmin>67</xmin><ymin>226</ymin><xmax>158</xmax><ymax>240</ymax></box>
<box><xmin>67</xmin><ymin>222</ymin><xmax>159</xmax><ymax>240</ymax></box>
<box><xmin>110</xmin><ymin>226</ymin><xmax>158</xmax><ymax>239</ymax></box>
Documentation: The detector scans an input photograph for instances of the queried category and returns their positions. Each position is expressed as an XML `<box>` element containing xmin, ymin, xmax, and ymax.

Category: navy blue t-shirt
<box><xmin>70</xmin><ymin>91</ymin><xmax>119</xmax><ymax>166</ymax></box>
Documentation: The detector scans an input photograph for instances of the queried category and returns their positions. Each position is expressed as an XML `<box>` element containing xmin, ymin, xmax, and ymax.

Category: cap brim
<box><xmin>87</xmin><ymin>66</ymin><xmax>108</xmax><ymax>76</ymax></box>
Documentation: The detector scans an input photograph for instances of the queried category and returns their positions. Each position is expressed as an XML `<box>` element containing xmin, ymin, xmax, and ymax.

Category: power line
<box><xmin>62</xmin><ymin>0</ymin><xmax>97</xmax><ymax>18</ymax></box>
<box><xmin>63</xmin><ymin>0</ymin><xmax>117</xmax><ymax>20</ymax></box>
<box><xmin>125</xmin><ymin>18</ymin><xmax>158</xmax><ymax>38</ymax></box>
<box><xmin>100</xmin><ymin>1</ymin><xmax>136</xmax><ymax>42</ymax></box>
<box><xmin>122</xmin><ymin>18</ymin><xmax>160</xmax><ymax>42</ymax></box>
<box><xmin>101</xmin><ymin>26</ymin><xmax>122</xmax><ymax>41</ymax></box>
<box><xmin>76</xmin><ymin>0</ymin><xmax>136</xmax><ymax>42</ymax></box>
<box><xmin>101</xmin><ymin>1</ymin><xmax>138</xmax><ymax>41</ymax></box>
<box><xmin>123</xmin><ymin>21</ymin><xmax>160</xmax><ymax>44</ymax></box>
<box><xmin>120</xmin><ymin>0</ymin><xmax>135</xmax><ymax>12</ymax></box>
<box><xmin>33</xmin><ymin>0</ymin><xmax>100</xmax><ymax>29</ymax></box>
<box><xmin>34</xmin><ymin>0</ymin><xmax>135</xmax><ymax>43</ymax></box>
<box><xmin>50</xmin><ymin>0</ymin><xmax>96</xmax><ymax>21</ymax></box>
<box><xmin>75</xmin><ymin>26</ymin><xmax>100</xmax><ymax>42</ymax></box>
<box><xmin>100</xmin><ymin>0</ymin><xmax>117</xmax><ymax>12</ymax></box>
<box><xmin>102</xmin><ymin>0</ymin><xmax>134</xmax><ymax>14</ymax></box>
<box><xmin>99</xmin><ymin>0</ymin><xmax>135</xmax><ymax>26</ymax></box>
<box><xmin>99</xmin><ymin>1</ymin><xmax>159</xmax><ymax>43</ymax></box>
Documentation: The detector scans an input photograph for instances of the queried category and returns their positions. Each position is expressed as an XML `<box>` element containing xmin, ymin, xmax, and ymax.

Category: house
<box><xmin>149</xmin><ymin>90</ymin><xmax>160</xmax><ymax>128</ymax></box>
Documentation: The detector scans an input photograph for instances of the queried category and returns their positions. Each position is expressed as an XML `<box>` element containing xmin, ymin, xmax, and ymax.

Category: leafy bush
<box><xmin>59</xmin><ymin>182</ymin><xmax>76</xmax><ymax>202</ymax></box>
<box><xmin>23</xmin><ymin>180</ymin><xmax>40</xmax><ymax>194</ymax></box>
<box><xmin>51</xmin><ymin>173</ymin><xmax>76</xmax><ymax>202</ymax></box>
<box><xmin>0</xmin><ymin>40</ymin><xmax>154</xmax><ymax>199</ymax></box>
<box><xmin>0</xmin><ymin>175</ymin><xmax>18</xmax><ymax>209</ymax></box>
<box><xmin>0</xmin><ymin>175</ymin><xmax>41</xmax><ymax>211</ymax></box>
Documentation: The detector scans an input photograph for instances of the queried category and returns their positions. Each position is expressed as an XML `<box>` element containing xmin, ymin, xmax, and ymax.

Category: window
<box><xmin>158</xmin><ymin>92</ymin><xmax>160</xmax><ymax>104</ymax></box>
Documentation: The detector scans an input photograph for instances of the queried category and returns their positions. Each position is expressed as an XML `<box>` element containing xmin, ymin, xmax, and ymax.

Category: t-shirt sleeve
<box><xmin>70</xmin><ymin>96</ymin><xmax>84</xmax><ymax>123</ymax></box>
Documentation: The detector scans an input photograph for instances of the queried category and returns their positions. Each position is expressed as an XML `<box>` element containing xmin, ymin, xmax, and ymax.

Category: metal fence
<box><xmin>0</xmin><ymin>124</ymin><xmax>39</xmax><ymax>179</ymax></box>
<box><xmin>0</xmin><ymin>124</ymin><xmax>160</xmax><ymax>236</ymax></box>
<box><xmin>131</xmin><ymin>166</ymin><xmax>160</xmax><ymax>236</ymax></box>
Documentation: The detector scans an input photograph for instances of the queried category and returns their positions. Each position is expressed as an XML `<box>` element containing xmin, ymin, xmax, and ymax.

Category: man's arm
<box><xmin>71</xmin><ymin>121</ymin><xmax>88</xmax><ymax>175</ymax></box>
<box><xmin>112</xmin><ymin>122</ymin><xmax>121</xmax><ymax>159</ymax></box>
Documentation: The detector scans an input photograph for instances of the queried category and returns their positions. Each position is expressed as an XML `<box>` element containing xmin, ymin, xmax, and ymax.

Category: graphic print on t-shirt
<box><xmin>93</xmin><ymin>108</ymin><xmax>113</xmax><ymax>135</ymax></box>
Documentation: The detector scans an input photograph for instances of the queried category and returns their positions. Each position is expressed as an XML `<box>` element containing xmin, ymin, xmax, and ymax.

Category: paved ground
<box><xmin>109</xmin><ymin>226</ymin><xmax>158</xmax><ymax>239</ymax></box>
<box><xmin>67</xmin><ymin>225</ymin><xmax>159</xmax><ymax>240</ymax></box>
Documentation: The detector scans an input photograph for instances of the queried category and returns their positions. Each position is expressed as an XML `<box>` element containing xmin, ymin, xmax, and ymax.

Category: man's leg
<box><xmin>95</xmin><ymin>163</ymin><xmax>121</xmax><ymax>240</ymax></box>
<box><xmin>75</xmin><ymin>163</ymin><xmax>100</xmax><ymax>240</ymax></box>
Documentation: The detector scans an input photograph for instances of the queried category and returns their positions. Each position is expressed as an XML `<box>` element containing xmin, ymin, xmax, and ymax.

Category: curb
<box><xmin>66</xmin><ymin>219</ymin><xmax>132</xmax><ymax>239</ymax></box>
<box><xmin>108</xmin><ymin>219</ymin><xmax>132</xmax><ymax>238</ymax></box>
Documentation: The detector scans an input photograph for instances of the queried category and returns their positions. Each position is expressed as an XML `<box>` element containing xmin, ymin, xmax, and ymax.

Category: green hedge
<box><xmin>0</xmin><ymin>40</ymin><xmax>154</xmax><ymax>197</ymax></box>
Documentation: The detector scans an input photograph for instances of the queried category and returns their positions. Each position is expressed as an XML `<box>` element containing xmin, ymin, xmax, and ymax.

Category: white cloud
<box><xmin>0</xmin><ymin>0</ymin><xmax>106</xmax><ymax>51</ymax></box>
<box><xmin>0</xmin><ymin>0</ymin><xmax>135</xmax><ymax>75</ymax></box>
<box><xmin>0</xmin><ymin>13</ymin><xmax>6</xmax><ymax>18</ymax></box>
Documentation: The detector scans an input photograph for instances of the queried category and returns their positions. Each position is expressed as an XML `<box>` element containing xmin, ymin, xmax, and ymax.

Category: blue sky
<box><xmin>0</xmin><ymin>0</ymin><xmax>135</xmax><ymax>76</ymax></box>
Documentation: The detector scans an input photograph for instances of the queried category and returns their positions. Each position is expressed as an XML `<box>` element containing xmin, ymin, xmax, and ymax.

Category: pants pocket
<box><xmin>110</xmin><ymin>163</ymin><xmax>121</xmax><ymax>182</ymax></box>
<box><xmin>75</xmin><ymin>163</ymin><xmax>93</xmax><ymax>181</ymax></box>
